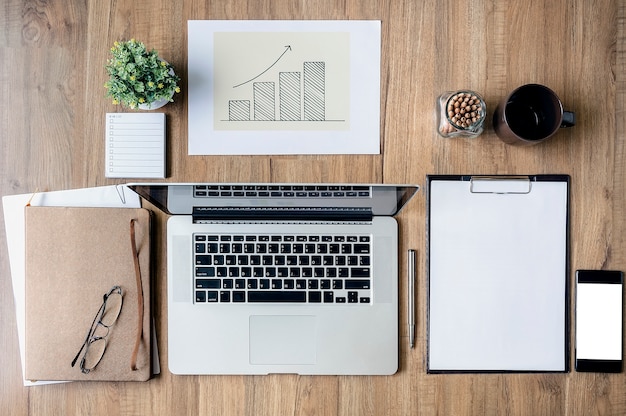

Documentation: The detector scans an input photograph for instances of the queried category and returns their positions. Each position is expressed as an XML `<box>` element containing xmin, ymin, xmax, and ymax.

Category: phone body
<box><xmin>575</xmin><ymin>270</ymin><xmax>623</xmax><ymax>372</ymax></box>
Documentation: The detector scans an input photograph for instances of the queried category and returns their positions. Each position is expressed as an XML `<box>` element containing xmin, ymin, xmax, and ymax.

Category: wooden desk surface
<box><xmin>1</xmin><ymin>0</ymin><xmax>624</xmax><ymax>414</ymax></box>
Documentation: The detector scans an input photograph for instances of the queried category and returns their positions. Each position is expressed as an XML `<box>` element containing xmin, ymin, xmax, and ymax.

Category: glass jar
<box><xmin>437</xmin><ymin>90</ymin><xmax>486</xmax><ymax>138</ymax></box>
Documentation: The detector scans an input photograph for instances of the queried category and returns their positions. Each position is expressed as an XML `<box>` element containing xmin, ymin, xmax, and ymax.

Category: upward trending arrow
<box><xmin>233</xmin><ymin>45</ymin><xmax>292</xmax><ymax>88</ymax></box>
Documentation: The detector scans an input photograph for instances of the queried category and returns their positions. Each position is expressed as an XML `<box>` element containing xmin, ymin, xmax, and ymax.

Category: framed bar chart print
<box><xmin>188</xmin><ymin>20</ymin><xmax>381</xmax><ymax>155</ymax></box>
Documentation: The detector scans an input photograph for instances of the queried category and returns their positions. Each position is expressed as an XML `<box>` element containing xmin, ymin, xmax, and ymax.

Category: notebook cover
<box><xmin>24</xmin><ymin>206</ymin><xmax>152</xmax><ymax>381</ymax></box>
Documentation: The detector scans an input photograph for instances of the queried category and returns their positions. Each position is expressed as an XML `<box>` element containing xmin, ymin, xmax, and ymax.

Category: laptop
<box><xmin>129</xmin><ymin>183</ymin><xmax>418</xmax><ymax>375</ymax></box>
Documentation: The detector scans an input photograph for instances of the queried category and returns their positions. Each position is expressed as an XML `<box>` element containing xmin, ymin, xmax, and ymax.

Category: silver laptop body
<box><xmin>130</xmin><ymin>183</ymin><xmax>418</xmax><ymax>375</ymax></box>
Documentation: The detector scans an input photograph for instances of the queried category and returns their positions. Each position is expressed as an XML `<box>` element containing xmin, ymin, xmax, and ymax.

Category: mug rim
<box><xmin>502</xmin><ymin>83</ymin><xmax>564</xmax><ymax>142</ymax></box>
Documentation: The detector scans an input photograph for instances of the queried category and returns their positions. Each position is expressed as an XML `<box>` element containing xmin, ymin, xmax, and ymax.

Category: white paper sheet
<box><xmin>428</xmin><ymin>177</ymin><xmax>568</xmax><ymax>372</ymax></box>
<box><xmin>188</xmin><ymin>20</ymin><xmax>381</xmax><ymax>155</ymax></box>
<box><xmin>105</xmin><ymin>113</ymin><xmax>166</xmax><ymax>179</ymax></box>
<box><xmin>2</xmin><ymin>185</ymin><xmax>153</xmax><ymax>386</ymax></box>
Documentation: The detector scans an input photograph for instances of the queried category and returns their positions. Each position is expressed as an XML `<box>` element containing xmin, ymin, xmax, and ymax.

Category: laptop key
<box><xmin>351</xmin><ymin>268</ymin><xmax>370</xmax><ymax>278</ymax></box>
<box><xmin>196</xmin><ymin>267</ymin><xmax>215</xmax><ymax>277</ymax></box>
<box><xmin>354</xmin><ymin>244</ymin><xmax>370</xmax><ymax>254</ymax></box>
<box><xmin>309</xmin><ymin>291</ymin><xmax>322</xmax><ymax>303</ymax></box>
<box><xmin>196</xmin><ymin>279</ymin><xmax>221</xmax><ymax>289</ymax></box>
<box><xmin>348</xmin><ymin>292</ymin><xmax>358</xmax><ymax>303</ymax></box>
<box><xmin>248</xmin><ymin>291</ymin><xmax>307</xmax><ymax>302</ymax></box>
<box><xmin>345</xmin><ymin>280</ymin><xmax>370</xmax><ymax>289</ymax></box>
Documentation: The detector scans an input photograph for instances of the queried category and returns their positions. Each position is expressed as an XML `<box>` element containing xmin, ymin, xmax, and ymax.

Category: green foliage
<box><xmin>104</xmin><ymin>39</ymin><xmax>181</xmax><ymax>109</ymax></box>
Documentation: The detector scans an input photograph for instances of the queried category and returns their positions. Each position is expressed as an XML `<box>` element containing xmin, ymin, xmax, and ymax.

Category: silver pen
<box><xmin>408</xmin><ymin>249</ymin><xmax>416</xmax><ymax>349</ymax></box>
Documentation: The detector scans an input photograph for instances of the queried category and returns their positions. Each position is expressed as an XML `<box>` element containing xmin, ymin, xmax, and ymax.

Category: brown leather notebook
<box><xmin>24</xmin><ymin>206</ymin><xmax>152</xmax><ymax>381</ymax></box>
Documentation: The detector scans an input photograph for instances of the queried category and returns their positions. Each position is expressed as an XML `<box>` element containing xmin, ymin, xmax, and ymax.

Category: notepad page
<box><xmin>105</xmin><ymin>113</ymin><xmax>166</xmax><ymax>178</ymax></box>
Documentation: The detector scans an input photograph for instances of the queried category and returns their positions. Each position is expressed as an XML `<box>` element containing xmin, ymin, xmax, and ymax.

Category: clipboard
<box><xmin>427</xmin><ymin>175</ymin><xmax>569</xmax><ymax>372</ymax></box>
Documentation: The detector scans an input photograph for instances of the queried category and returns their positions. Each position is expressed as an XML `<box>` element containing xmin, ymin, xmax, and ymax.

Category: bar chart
<box><xmin>227</xmin><ymin>61</ymin><xmax>330</xmax><ymax>122</ymax></box>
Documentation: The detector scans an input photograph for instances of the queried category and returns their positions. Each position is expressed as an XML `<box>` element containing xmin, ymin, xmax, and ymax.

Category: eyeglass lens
<box><xmin>100</xmin><ymin>291</ymin><xmax>123</xmax><ymax>327</ymax></box>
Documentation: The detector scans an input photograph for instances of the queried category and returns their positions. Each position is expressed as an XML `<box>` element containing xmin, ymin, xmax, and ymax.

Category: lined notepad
<box><xmin>105</xmin><ymin>113</ymin><xmax>166</xmax><ymax>178</ymax></box>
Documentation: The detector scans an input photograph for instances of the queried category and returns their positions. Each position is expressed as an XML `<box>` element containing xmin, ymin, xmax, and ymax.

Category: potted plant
<box><xmin>104</xmin><ymin>39</ymin><xmax>181</xmax><ymax>110</ymax></box>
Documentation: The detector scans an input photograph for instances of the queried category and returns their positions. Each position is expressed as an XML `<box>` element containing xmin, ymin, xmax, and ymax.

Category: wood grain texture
<box><xmin>1</xmin><ymin>0</ymin><xmax>625</xmax><ymax>414</ymax></box>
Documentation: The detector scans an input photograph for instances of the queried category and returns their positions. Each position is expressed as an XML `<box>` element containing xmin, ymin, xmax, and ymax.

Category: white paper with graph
<box><xmin>188</xmin><ymin>20</ymin><xmax>381</xmax><ymax>155</ymax></box>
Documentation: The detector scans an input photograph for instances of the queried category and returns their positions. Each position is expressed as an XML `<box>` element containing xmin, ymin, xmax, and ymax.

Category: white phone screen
<box><xmin>576</xmin><ymin>282</ymin><xmax>622</xmax><ymax>360</ymax></box>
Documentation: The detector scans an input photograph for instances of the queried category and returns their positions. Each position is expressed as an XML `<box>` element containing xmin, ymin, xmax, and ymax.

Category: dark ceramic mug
<box><xmin>493</xmin><ymin>84</ymin><xmax>575</xmax><ymax>145</ymax></box>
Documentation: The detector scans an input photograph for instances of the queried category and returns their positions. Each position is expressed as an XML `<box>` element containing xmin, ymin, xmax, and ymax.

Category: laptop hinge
<box><xmin>192</xmin><ymin>207</ymin><xmax>373</xmax><ymax>222</ymax></box>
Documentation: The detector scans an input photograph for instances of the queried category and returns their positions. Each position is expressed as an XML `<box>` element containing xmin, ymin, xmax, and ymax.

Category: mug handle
<box><xmin>561</xmin><ymin>111</ymin><xmax>575</xmax><ymax>128</ymax></box>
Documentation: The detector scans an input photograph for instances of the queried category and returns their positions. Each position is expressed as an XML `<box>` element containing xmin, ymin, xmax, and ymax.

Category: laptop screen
<box><xmin>128</xmin><ymin>183</ymin><xmax>418</xmax><ymax>217</ymax></box>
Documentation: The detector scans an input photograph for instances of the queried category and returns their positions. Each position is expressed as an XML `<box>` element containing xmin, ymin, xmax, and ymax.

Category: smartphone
<box><xmin>575</xmin><ymin>270</ymin><xmax>623</xmax><ymax>372</ymax></box>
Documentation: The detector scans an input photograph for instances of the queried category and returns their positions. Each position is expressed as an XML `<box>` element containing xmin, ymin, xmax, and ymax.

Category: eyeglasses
<box><xmin>71</xmin><ymin>285</ymin><xmax>123</xmax><ymax>374</ymax></box>
<box><xmin>70</xmin><ymin>219</ymin><xmax>144</xmax><ymax>374</ymax></box>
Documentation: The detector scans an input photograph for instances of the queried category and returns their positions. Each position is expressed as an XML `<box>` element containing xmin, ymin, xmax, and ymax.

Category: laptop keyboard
<box><xmin>194</xmin><ymin>233</ymin><xmax>372</xmax><ymax>304</ymax></box>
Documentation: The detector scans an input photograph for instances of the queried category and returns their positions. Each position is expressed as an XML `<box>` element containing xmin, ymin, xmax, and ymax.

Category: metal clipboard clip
<box><xmin>469</xmin><ymin>176</ymin><xmax>532</xmax><ymax>194</ymax></box>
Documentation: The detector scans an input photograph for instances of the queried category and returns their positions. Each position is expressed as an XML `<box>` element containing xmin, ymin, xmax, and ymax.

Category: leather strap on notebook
<box><xmin>129</xmin><ymin>219</ymin><xmax>144</xmax><ymax>371</ymax></box>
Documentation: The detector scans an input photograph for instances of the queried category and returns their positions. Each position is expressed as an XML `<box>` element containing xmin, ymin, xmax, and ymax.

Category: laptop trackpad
<box><xmin>249</xmin><ymin>315</ymin><xmax>317</xmax><ymax>365</ymax></box>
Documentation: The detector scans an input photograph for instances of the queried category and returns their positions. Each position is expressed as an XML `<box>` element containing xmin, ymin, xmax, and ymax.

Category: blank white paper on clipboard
<box><xmin>427</xmin><ymin>175</ymin><xmax>569</xmax><ymax>372</ymax></box>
